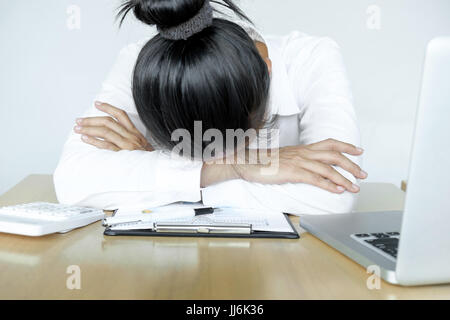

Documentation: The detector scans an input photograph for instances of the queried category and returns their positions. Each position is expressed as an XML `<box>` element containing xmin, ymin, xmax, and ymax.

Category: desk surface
<box><xmin>0</xmin><ymin>175</ymin><xmax>449</xmax><ymax>300</ymax></box>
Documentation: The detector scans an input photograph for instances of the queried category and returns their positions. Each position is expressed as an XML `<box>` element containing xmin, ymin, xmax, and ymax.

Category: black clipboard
<box><xmin>103</xmin><ymin>213</ymin><xmax>299</xmax><ymax>239</ymax></box>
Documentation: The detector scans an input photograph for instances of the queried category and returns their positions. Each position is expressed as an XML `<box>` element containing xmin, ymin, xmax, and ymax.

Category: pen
<box><xmin>140</xmin><ymin>207</ymin><xmax>220</xmax><ymax>216</ymax></box>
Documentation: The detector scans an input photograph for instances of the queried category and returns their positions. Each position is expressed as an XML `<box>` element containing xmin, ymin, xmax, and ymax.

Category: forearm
<box><xmin>200</xmin><ymin>142</ymin><xmax>363</xmax><ymax>214</ymax></box>
<box><xmin>200</xmin><ymin>148</ymin><xmax>265</xmax><ymax>188</ymax></box>
<box><xmin>201</xmin><ymin>178</ymin><xmax>358</xmax><ymax>215</ymax></box>
<box><xmin>54</xmin><ymin>137</ymin><xmax>203</xmax><ymax>207</ymax></box>
<box><xmin>201</xmin><ymin>162</ymin><xmax>236</xmax><ymax>188</ymax></box>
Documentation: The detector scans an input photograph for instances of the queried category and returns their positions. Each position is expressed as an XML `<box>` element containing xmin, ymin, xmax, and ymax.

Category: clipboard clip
<box><xmin>102</xmin><ymin>209</ymin><xmax>118</xmax><ymax>226</ymax></box>
<box><xmin>154</xmin><ymin>223</ymin><xmax>252</xmax><ymax>235</ymax></box>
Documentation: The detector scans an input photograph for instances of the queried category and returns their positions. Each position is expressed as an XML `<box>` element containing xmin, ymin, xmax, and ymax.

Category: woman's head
<box><xmin>118</xmin><ymin>0</ymin><xmax>271</xmax><ymax>159</ymax></box>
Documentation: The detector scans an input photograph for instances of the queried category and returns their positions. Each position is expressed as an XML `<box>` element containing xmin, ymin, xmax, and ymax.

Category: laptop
<box><xmin>300</xmin><ymin>37</ymin><xmax>450</xmax><ymax>286</ymax></box>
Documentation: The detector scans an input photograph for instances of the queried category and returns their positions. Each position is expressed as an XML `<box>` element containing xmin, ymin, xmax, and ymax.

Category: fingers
<box><xmin>78</xmin><ymin>117</ymin><xmax>129</xmax><ymax>139</ymax></box>
<box><xmin>309</xmin><ymin>138</ymin><xmax>364</xmax><ymax>156</ymax></box>
<box><xmin>308</xmin><ymin>150</ymin><xmax>368</xmax><ymax>180</ymax></box>
<box><xmin>301</xmin><ymin>160</ymin><xmax>360</xmax><ymax>193</ymax></box>
<box><xmin>80</xmin><ymin>135</ymin><xmax>120</xmax><ymax>152</ymax></box>
<box><xmin>94</xmin><ymin>101</ymin><xmax>137</xmax><ymax>133</ymax></box>
<box><xmin>296</xmin><ymin>169</ymin><xmax>345</xmax><ymax>194</ymax></box>
<box><xmin>75</xmin><ymin>125</ymin><xmax>143</xmax><ymax>151</ymax></box>
<box><xmin>76</xmin><ymin>116</ymin><xmax>145</xmax><ymax>148</ymax></box>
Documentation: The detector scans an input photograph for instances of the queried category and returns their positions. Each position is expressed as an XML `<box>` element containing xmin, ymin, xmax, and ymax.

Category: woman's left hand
<box><xmin>74</xmin><ymin>101</ymin><xmax>154</xmax><ymax>152</ymax></box>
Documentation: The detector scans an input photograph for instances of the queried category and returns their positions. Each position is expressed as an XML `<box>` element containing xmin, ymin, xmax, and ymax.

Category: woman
<box><xmin>54</xmin><ymin>0</ymin><xmax>367</xmax><ymax>214</ymax></box>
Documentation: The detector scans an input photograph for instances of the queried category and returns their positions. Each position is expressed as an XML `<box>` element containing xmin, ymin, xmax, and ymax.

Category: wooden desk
<box><xmin>0</xmin><ymin>175</ymin><xmax>449</xmax><ymax>300</ymax></box>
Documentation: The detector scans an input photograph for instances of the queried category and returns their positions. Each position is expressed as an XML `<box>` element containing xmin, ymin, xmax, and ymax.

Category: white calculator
<box><xmin>0</xmin><ymin>202</ymin><xmax>105</xmax><ymax>236</ymax></box>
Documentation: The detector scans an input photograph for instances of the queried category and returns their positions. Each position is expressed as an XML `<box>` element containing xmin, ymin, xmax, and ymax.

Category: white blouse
<box><xmin>54</xmin><ymin>31</ymin><xmax>362</xmax><ymax>215</ymax></box>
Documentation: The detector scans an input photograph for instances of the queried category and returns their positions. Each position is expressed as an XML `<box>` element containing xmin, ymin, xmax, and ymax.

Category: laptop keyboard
<box><xmin>351</xmin><ymin>232</ymin><xmax>400</xmax><ymax>261</ymax></box>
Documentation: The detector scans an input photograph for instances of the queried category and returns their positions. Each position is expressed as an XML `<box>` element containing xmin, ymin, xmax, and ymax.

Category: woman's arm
<box><xmin>200</xmin><ymin>35</ymin><xmax>364</xmax><ymax>215</ymax></box>
<box><xmin>200</xmin><ymin>141</ymin><xmax>365</xmax><ymax>215</ymax></box>
<box><xmin>54</xmin><ymin>43</ymin><xmax>203</xmax><ymax>209</ymax></box>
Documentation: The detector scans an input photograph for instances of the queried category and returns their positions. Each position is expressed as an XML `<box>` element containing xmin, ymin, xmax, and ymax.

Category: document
<box><xmin>105</xmin><ymin>203</ymin><xmax>293</xmax><ymax>233</ymax></box>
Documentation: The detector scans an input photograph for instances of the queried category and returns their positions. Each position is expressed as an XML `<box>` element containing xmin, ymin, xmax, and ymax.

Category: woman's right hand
<box><xmin>202</xmin><ymin>139</ymin><xmax>367</xmax><ymax>194</ymax></box>
<box><xmin>74</xmin><ymin>102</ymin><xmax>154</xmax><ymax>152</ymax></box>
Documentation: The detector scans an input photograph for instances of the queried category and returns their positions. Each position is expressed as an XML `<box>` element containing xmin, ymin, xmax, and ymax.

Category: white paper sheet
<box><xmin>106</xmin><ymin>204</ymin><xmax>293</xmax><ymax>233</ymax></box>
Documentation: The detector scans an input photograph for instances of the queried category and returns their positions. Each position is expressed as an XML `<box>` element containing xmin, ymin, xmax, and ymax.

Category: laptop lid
<box><xmin>396</xmin><ymin>37</ymin><xmax>450</xmax><ymax>285</ymax></box>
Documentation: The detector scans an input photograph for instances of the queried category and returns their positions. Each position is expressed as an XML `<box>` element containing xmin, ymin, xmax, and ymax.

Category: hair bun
<box><xmin>118</xmin><ymin>0</ymin><xmax>207</xmax><ymax>29</ymax></box>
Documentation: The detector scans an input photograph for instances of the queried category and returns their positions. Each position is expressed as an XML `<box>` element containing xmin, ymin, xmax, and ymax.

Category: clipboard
<box><xmin>104</xmin><ymin>213</ymin><xmax>299</xmax><ymax>239</ymax></box>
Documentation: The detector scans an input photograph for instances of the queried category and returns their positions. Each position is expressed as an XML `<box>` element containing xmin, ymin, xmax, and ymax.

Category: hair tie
<box><xmin>157</xmin><ymin>1</ymin><xmax>213</xmax><ymax>41</ymax></box>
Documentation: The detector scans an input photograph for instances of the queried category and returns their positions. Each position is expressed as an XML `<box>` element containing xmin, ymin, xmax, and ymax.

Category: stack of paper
<box><xmin>104</xmin><ymin>203</ymin><xmax>294</xmax><ymax>233</ymax></box>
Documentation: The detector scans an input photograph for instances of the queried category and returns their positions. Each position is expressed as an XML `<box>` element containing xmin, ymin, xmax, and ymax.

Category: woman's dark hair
<box><xmin>117</xmin><ymin>0</ymin><xmax>271</xmax><ymax>159</ymax></box>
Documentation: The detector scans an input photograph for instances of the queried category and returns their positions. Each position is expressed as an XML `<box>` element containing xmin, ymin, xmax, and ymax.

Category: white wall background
<box><xmin>1</xmin><ymin>0</ymin><xmax>449</xmax><ymax>195</ymax></box>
